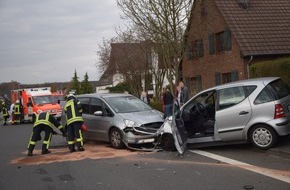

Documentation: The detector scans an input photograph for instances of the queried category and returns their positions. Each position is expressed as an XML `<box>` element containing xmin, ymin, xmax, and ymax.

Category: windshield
<box><xmin>54</xmin><ymin>95</ymin><xmax>64</xmax><ymax>101</ymax></box>
<box><xmin>32</xmin><ymin>95</ymin><xmax>55</xmax><ymax>105</ymax></box>
<box><xmin>104</xmin><ymin>96</ymin><xmax>152</xmax><ymax>113</ymax></box>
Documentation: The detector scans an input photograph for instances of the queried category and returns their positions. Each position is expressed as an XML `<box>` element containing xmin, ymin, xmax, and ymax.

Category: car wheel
<box><xmin>109</xmin><ymin>128</ymin><xmax>125</xmax><ymax>149</ymax></box>
<box><xmin>161</xmin><ymin>134</ymin><xmax>176</xmax><ymax>151</ymax></box>
<box><xmin>249</xmin><ymin>125</ymin><xmax>277</xmax><ymax>150</ymax></box>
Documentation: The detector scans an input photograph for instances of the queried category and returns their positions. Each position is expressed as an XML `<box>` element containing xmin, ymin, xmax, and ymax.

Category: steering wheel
<box><xmin>196</xmin><ymin>103</ymin><xmax>207</xmax><ymax>116</ymax></box>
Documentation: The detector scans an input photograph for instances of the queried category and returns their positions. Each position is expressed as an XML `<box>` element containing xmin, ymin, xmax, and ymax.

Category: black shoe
<box><xmin>41</xmin><ymin>150</ymin><xmax>51</xmax><ymax>155</ymax></box>
<box><xmin>70</xmin><ymin>148</ymin><xmax>76</xmax><ymax>153</ymax></box>
<box><xmin>27</xmin><ymin>152</ymin><xmax>33</xmax><ymax>156</ymax></box>
<box><xmin>77</xmin><ymin>147</ymin><xmax>85</xmax><ymax>151</ymax></box>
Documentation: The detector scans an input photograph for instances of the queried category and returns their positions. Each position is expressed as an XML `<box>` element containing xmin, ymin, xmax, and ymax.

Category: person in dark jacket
<box><xmin>1</xmin><ymin>102</ymin><xmax>9</xmax><ymax>126</ymax></box>
<box><xmin>27</xmin><ymin>111</ymin><xmax>65</xmax><ymax>156</ymax></box>
<box><xmin>64</xmin><ymin>94</ymin><xmax>85</xmax><ymax>153</ymax></box>
<box><xmin>163</xmin><ymin>88</ymin><xmax>174</xmax><ymax>118</ymax></box>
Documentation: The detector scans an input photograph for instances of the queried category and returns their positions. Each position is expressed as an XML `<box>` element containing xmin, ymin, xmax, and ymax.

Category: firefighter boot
<box><xmin>69</xmin><ymin>144</ymin><xmax>76</xmax><ymax>153</ymax></box>
<box><xmin>41</xmin><ymin>144</ymin><xmax>51</xmax><ymax>155</ymax></box>
<box><xmin>27</xmin><ymin>145</ymin><xmax>35</xmax><ymax>156</ymax></box>
<box><xmin>76</xmin><ymin>142</ymin><xmax>85</xmax><ymax>151</ymax></box>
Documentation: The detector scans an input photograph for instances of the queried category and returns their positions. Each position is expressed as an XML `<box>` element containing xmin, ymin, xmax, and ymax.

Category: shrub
<box><xmin>250</xmin><ymin>57</ymin><xmax>290</xmax><ymax>86</ymax></box>
<box><xmin>149</xmin><ymin>101</ymin><xmax>163</xmax><ymax>112</ymax></box>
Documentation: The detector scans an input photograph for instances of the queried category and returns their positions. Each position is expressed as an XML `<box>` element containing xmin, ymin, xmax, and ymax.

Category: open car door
<box><xmin>171</xmin><ymin>99</ymin><xmax>188</xmax><ymax>154</ymax></box>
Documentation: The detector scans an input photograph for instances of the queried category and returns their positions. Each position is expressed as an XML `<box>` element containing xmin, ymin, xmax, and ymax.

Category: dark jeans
<box><xmin>164</xmin><ymin>104</ymin><xmax>173</xmax><ymax>118</ymax></box>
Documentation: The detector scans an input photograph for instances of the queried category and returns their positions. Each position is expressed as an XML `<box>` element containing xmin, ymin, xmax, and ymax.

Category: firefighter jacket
<box><xmin>14</xmin><ymin>103</ymin><xmax>21</xmax><ymax>115</ymax></box>
<box><xmin>34</xmin><ymin>112</ymin><xmax>64</xmax><ymax>132</ymax></box>
<box><xmin>2</xmin><ymin>106</ymin><xmax>9</xmax><ymax>117</ymax></box>
<box><xmin>64</xmin><ymin>98</ymin><xmax>83</xmax><ymax>125</ymax></box>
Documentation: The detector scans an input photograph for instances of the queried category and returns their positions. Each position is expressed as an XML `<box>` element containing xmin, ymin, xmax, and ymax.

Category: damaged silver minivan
<box><xmin>75</xmin><ymin>93</ymin><xmax>164</xmax><ymax>149</ymax></box>
<box><xmin>159</xmin><ymin>77</ymin><xmax>290</xmax><ymax>154</ymax></box>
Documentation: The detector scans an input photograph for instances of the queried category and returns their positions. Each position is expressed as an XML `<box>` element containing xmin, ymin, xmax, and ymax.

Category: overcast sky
<box><xmin>0</xmin><ymin>0</ymin><xmax>123</xmax><ymax>84</ymax></box>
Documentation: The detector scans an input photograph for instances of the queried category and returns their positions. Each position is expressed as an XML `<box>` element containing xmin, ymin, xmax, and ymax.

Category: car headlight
<box><xmin>124</xmin><ymin>119</ymin><xmax>139</xmax><ymax>128</ymax></box>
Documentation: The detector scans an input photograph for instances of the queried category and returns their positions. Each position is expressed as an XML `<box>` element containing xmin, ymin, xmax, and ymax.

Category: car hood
<box><xmin>118</xmin><ymin>109</ymin><xmax>163</xmax><ymax>125</ymax></box>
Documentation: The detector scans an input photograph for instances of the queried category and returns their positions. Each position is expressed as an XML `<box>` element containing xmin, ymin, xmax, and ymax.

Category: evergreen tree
<box><xmin>70</xmin><ymin>69</ymin><xmax>81</xmax><ymax>95</ymax></box>
<box><xmin>81</xmin><ymin>72</ymin><xmax>93</xmax><ymax>94</ymax></box>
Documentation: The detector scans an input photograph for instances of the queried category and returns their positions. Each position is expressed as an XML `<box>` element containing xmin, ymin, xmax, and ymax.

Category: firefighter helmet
<box><xmin>66</xmin><ymin>94</ymin><xmax>75</xmax><ymax>101</ymax></box>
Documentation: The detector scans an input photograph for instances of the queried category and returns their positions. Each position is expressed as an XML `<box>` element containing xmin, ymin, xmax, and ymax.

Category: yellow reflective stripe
<box><xmin>43</xmin><ymin>133</ymin><xmax>52</xmax><ymax>149</ymax></box>
<box><xmin>67</xmin><ymin>117</ymin><xmax>83</xmax><ymax>125</ymax></box>
<box><xmin>58</xmin><ymin>125</ymin><xmax>64</xmax><ymax>130</ymax></box>
<box><xmin>14</xmin><ymin>105</ymin><xmax>21</xmax><ymax>114</ymax></box>
<box><xmin>27</xmin><ymin>133</ymin><xmax>34</xmax><ymax>148</ymax></box>
<box><xmin>68</xmin><ymin>141</ymin><xmax>75</xmax><ymax>145</ymax></box>
<box><xmin>34</xmin><ymin>112</ymin><xmax>53</xmax><ymax>128</ymax></box>
<box><xmin>76</xmin><ymin>130</ymin><xmax>83</xmax><ymax>146</ymax></box>
<box><xmin>29</xmin><ymin>141</ymin><xmax>36</xmax><ymax>145</ymax></box>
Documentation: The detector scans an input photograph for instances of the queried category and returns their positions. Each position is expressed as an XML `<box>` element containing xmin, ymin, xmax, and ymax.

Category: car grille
<box><xmin>135</xmin><ymin>122</ymin><xmax>163</xmax><ymax>133</ymax></box>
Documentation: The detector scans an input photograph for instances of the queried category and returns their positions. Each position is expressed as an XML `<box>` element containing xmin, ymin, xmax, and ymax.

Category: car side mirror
<box><xmin>94</xmin><ymin>111</ymin><xmax>103</xmax><ymax>116</ymax></box>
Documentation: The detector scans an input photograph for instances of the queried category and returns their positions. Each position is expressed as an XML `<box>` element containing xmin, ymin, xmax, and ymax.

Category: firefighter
<box><xmin>13</xmin><ymin>100</ymin><xmax>22</xmax><ymax>124</ymax></box>
<box><xmin>1</xmin><ymin>102</ymin><xmax>9</xmax><ymax>125</ymax></box>
<box><xmin>27</xmin><ymin>111</ymin><xmax>66</xmax><ymax>156</ymax></box>
<box><xmin>64</xmin><ymin>94</ymin><xmax>85</xmax><ymax>153</ymax></box>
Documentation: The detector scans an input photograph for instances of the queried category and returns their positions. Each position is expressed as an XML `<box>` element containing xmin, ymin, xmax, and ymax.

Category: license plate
<box><xmin>138</xmin><ymin>138</ymin><xmax>154</xmax><ymax>143</ymax></box>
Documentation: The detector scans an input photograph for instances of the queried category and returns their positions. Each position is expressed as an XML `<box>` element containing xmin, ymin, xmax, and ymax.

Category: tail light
<box><xmin>274</xmin><ymin>104</ymin><xmax>285</xmax><ymax>119</ymax></box>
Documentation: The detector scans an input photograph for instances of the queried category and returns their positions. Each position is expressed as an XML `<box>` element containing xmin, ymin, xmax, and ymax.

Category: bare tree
<box><xmin>117</xmin><ymin>0</ymin><xmax>193</xmax><ymax>93</ymax></box>
<box><xmin>96</xmin><ymin>37</ymin><xmax>117</xmax><ymax>74</ymax></box>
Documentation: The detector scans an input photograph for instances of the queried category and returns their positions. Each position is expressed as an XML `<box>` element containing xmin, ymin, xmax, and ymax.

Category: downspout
<box><xmin>247</xmin><ymin>55</ymin><xmax>253</xmax><ymax>79</ymax></box>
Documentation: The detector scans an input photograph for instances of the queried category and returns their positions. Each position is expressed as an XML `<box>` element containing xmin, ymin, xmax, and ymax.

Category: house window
<box><xmin>216</xmin><ymin>32</ymin><xmax>225</xmax><ymax>52</ymax></box>
<box><xmin>211</xmin><ymin>28</ymin><xmax>231</xmax><ymax>54</ymax></box>
<box><xmin>209</xmin><ymin>34</ymin><xmax>215</xmax><ymax>55</ymax></box>
<box><xmin>190</xmin><ymin>75</ymin><xmax>202</xmax><ymax>94</ymax></box>
<box><xmin>216</xmin><ymin>70</ymin><xmax>238</xmax><ymax>85</ymax></box>
<box><xmin>191</xmin><ymin>39</ymin><xmax>204</xmax><ymax>59</ymax></box>
<box><xmin>222</xmin><ymin>73</ymin><xmax>231</xmax><ymax>83</ymax></box>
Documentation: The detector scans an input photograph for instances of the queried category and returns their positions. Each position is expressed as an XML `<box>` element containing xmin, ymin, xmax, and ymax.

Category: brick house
<box><xmin>182</xmin><ymin>0</ymin><xmax>290</xmax><ymax>96</ymax></box>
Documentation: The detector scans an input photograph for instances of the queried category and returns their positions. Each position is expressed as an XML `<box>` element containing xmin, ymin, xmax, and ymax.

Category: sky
<box><xmin>0</xmin><ymin>0</ymin><xmax>124</xmax><ymax>84</ymax></box>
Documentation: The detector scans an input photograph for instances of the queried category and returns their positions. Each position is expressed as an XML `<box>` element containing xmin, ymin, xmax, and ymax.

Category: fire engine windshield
<box><xmin>32</xmin><ymin>96</ymin><xmax>55</xmax><ymax>105</ymax></box>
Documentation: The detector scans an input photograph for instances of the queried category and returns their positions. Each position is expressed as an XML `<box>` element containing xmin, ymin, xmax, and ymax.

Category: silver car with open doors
<box><xmin>159</xmin><ymin>77</ymin><xmax>290</xmax><ymax>154</ymax></box>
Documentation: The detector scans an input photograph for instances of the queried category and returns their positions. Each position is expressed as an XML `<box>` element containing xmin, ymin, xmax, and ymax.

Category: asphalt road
<box><xmin>1</xmin><ymin>123</ymin><xmax>290</xmax><ymax>190</ymax></box>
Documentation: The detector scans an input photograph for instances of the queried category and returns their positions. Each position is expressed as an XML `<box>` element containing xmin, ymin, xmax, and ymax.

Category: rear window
<box><xmin>268</xmin><ymin>79</ymin><xmax>290</xmax><ymax>99</ymax></box>
<box><xmin>254</xmin><ymin>87</ymin><xmax>275</xmax><ymax>105</ymax></box>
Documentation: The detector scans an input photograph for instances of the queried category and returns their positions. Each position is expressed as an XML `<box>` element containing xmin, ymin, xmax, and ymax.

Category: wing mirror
<box><xmin>94</xmin><ymin>111</ymin><xmax>103</xmax><ymax>116</ymax></box>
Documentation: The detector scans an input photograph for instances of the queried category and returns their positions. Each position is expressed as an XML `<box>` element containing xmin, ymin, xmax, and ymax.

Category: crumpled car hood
<box><xmin>118</xmin><ymin>109</ymin><xmax>163</xmax><ymax>125</ymax></box>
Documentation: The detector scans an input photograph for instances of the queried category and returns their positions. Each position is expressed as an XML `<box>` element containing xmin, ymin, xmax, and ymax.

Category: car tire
<box><xmin>249</xmin><ymin>125</ymin><xmax>278</xmax><ymax>150</ymax></box>
<box><xmin>161</xmin><ymin>134</ymin><xmax>176</xmax><ymax>151</ymax></box>
<box><xmin>109</xmin><ymin>128</ymin><xmax>125</xmax><ymax>149</ymax></box>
